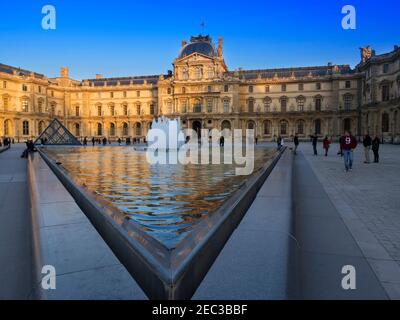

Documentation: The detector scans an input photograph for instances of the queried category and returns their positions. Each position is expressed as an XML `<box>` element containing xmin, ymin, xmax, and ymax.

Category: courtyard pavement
<box><xmin>291</xmin><ymin>140</ymin><xmax>400</xmax><ymax>299</ymax></box>
<box><xmin>0</xmin><ymin>144</ymin><xmax>33</xmax><ymax>299</ymax></box>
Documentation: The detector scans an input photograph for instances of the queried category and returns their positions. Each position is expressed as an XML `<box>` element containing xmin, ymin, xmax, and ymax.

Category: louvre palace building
<box><xmin>0</xmin><ymin>35</ymin><xmax>399</xmax><ymax>143</ymax></box>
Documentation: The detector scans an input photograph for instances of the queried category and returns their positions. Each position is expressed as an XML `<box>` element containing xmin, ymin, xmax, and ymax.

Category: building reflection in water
<box><xmin>44</xmin><ymin>146</ymin><xmax>275</xmax><ymax>249</ymax></box>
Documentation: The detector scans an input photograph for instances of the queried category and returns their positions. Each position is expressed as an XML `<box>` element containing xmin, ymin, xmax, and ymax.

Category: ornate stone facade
<box><xmin>0</xmin><ymin>36</ymin><xmax>399</xmax><ymax>142</ymax></box>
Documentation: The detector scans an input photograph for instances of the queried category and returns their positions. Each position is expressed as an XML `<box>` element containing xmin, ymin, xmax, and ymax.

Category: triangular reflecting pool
<box><xmin>41</xmin><ymin>146</ymin><xmax>280</xmax><ymax>299</ymax></box>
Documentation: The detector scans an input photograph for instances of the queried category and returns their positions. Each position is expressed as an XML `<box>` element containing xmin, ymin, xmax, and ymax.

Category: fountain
<box><xmin>146</xmin><ymin>116</ymin><xmax>186</xmax><ymax>151</ymax></box>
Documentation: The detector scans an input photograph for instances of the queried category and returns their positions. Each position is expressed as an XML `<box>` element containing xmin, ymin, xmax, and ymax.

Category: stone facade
<box><xmin>0</xmin><ymin>36</ymin><xmax>399</xmax><ymax>143</ymax></box>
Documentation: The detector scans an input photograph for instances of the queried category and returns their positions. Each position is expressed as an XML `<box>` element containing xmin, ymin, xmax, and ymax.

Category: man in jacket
<box><xmin>340</xmin><ymin>131</ymin><xmax>358</xmax><ymax>172</ymax></box>
<box><xmin>363</xmin><ymin>134</ymin><xmax>372</xmax><ymax>163</ymax></box>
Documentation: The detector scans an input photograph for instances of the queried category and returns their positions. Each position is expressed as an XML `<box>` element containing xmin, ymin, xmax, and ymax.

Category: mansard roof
<box><xmin>82</xmin><ymin>75</ymin><xmax>166</xmax><ymax>86</ymax></box>
<box><xmin>225</xmin><ymin>65</ymin><xmax>354</xmax><ymax>80</ymax></box>
<box><xmin>0</xmin><ymin>63</ymin><xmax>45</xmax><ymax>79</ymax></box>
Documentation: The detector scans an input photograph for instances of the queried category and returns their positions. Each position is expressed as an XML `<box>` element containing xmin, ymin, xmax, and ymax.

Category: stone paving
<box><xmin>0</xmin><ymin>144</ymin><xmax>33</xmax><ymax>299</ymax></box>
<box><xmin>292</xmin><ymin>140</ymin><xmax>400</xmax><ymax>298</ymax></box>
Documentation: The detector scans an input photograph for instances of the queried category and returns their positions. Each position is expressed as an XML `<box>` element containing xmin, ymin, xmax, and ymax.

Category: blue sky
<box><xmin>0</xmin><ymin>0</ymin><xmax>399</xmax><ymax>79</ymax></box>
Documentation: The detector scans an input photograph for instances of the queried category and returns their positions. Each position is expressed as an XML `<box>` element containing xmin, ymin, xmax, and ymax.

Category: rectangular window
<box><xmin>224</xmin><ymin>84</ymin><xmax>229</xmax><ymax>92</ymax></box>
<box><xmin>207</xmin><ymin>99</ymin><xmax>213</xmax><ymax>113</ymax></box>
<box><xmin>345</xmin><ymin>81</ymin><xmax>351</xmax><ymax>89</ymax></box>
<box><xmin>22</xmin><ymin>84</ymin><xmax>28</xmax><ymax>91</ymax></box>
<box><xmin>265</xmin><ymin>85</ymin><xmax>270</xmax><ymax>93</ymax></box>
<box><xmin>137</xmin><ymin>90</ymin><xmax>140</xmax><ymax>97</ymax></box>
<box><xmin>383</xmin><ymin>64</ymin><xmax>389</xmax><ymax>74</ymax></box>
<box><xmin>208</xmin><ymin>85</ymin><xmax>212</xmax><ymax>93</ymax></box>
<box><xmin>281</xmin><ymin>99</ymin><xmax>287</xmax><ymax>112</ymax></box>
<box><xmin>22</xmin><ymin>100</ymin><xmax>29</xmax><ymax>112</ymax></box>
<box><xmin>248</xmin><ymin>85</ymin><xmax>253</xmax><ymax>93</ymax></box>
<box><xmin>281</xmin><ymin>84</ymin><xmax>286</xmax><ymax>92</ymax></box>
<box><xmin>110</xmin><ymin>92</ymin><xmax>114</xmax><ymax>98</ymax></box>
<box><xmin>123</xmin><ymin>91</ymin><xmax>127</xmax><ymax>98</ymax></box>
<box><xmin>298</xmin><ymin>83</ymin><xmax>304</xmax><ymax>91</ymax></box>
<box><xmin>315</xmin><ymin>98</ymin><xmax>322</xmax><ymax>111</ymax></box>
<box><xmin>316</xmin><ymin>82</ymin><xmax>321</xmax><ymax>90</ymax></box>
<box><xmin>382</xmin><ymin>85</ymin><xmax>390</xmax><ymax>101</ymax></box>
<box><xmin>3</xmin><ymin>81</ymin><xmax>6</xmax><ymax>89</ymax></box>
<box><xmin>38</xmin><ymin>86</ymin><xmax>41</xmax><ymax>93</ymax></box>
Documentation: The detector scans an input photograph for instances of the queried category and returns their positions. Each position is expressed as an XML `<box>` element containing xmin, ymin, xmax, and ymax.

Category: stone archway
<box><xmin>192</xmin><ymin>120</ymin><xmax>202</xmax><ymax>135</ymax></box>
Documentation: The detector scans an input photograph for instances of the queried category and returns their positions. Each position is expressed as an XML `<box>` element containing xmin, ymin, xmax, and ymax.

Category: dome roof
<box><xmin>178</xmin><ymin>35</ymin><xmax>218</xmax><ymax>59</ymax></box>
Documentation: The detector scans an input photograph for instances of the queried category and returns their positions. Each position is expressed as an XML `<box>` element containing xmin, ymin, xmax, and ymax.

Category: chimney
<box><xmin>96</xmin><ymin>74</ymin><xmax>103</xmax><ymax>79</ymax></box>
<box><xmin>218</xmin><ymin>37</ymin><xmax>223</xmax><ymax>57</ymax></box>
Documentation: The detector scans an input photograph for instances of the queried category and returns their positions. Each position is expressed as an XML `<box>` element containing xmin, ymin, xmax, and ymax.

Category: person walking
<box><xmin>323</xmin><ymin>136</ymin><xmax>331</xmax><ymax>156</ymax></box>
<box><xmin>340</xmin><ymin>130</ymin><xmax>358</xmax><ymax>172</ymax></box>
<box><xmin>83</xmin><ymin>137</ymin><xmax>87</xmax><ymax>146</ymax></box>
<box><xmin>293</xmin><ymin>134</ymin><xmax>299</xmax><ymax>155</ymax></box>
<box><xmin>118</xmin><ymin>137</ymin><xmax>122</xmax><ymax>146</ymax></box>
<box><xmin>91</xmin><ymin>137</ymin><xmax>95</xmax><ymax>146</ymax></box>
<box><xmin>372</xmin><ymin>136</ymin><xmax>380</xmax><ymax>163</ymax></box>
<box><xmin>363</xmin><ymin>134</ymin><xmax>372</xmax><ymax>163</ymax></box>
<box><xmin>337</xmin><ymin>135</ymin><xmax>344</xmax><ymax>156</ymax></box>
<box><xmin>276</xmin><ymin>136</ymin><xmax>282</xmax><ymax>150</ymax></box>
<box><xmin>311</xmin><ymin>134</ymin><xmax>318</xmax><ymax>156</ymax></box>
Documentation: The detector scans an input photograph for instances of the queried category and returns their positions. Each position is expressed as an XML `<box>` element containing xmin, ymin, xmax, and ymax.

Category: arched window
<box><xmin>135</xmin><ymin>123</ymin><xmax>142</xmax><ymax>136</ymax></box>
<box><xmin>123</xmin><ymin>122</ymin><xmax>129</xmax><ymax>136</ymax></box>
<box><xmin>314</xmin><ymin>119</ymin><xmax>322</xmax><ymax>135</ymax></box>
<box><xmin>110</xmin><ymin>123</ymin><xmax>116</xmax><ymax>136</ymax></box>
<box><xmin>247</xmin><ymin>121</ymin><xmax>255</xmax><ymax>130</ymax></box>
<box><xmin>382</xmin><ymin>113</ymin><xmax>389</xmax><ymax>132</ymax></box>
<box><xmin>280</xmin><ymin>120</ymin><xmax>288</xmax><ymax>135</ymax></box>
<box><xmin>97</xmin><ymin>123</ymin><xmax>102</xmax><ymax>136</ymax></box>
<box><xmin>263</xmin><ymin>120</ymin><xmax>271</xmax><ymax>135</ymax></box>
<box><xmin>23</xmin><ymin>120</ymin><xmax>29</xmax><ymax>135</ymax></box>
<box><xmin>75</xmin><ymin>123</ymin><xmax>80</xmax><ymax>137</ymax></box>
<box><xmin>221</xmin><ymin>120</ymin><xmax>231</xmax><ymax>130</ymax></box>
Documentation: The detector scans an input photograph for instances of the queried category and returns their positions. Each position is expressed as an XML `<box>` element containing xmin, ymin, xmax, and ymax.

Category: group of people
<box><xmin>20</xmin><ymin>140</ymin><xmax>37</xmax><ymax>158</ymax></box>
<box><xmin>293</xmin><ymin>131</ymin><xmax>381</xmax><ymax>172</ymax></box>
<box><xmin>82</xmin><ymin>137</ymin><xmax>144</xmax><ymax>146</ymax></box>
<box><xmin>0</xmin><ymin>137</ymin><xmax>12</xmax><ymax>148</ymax></box>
